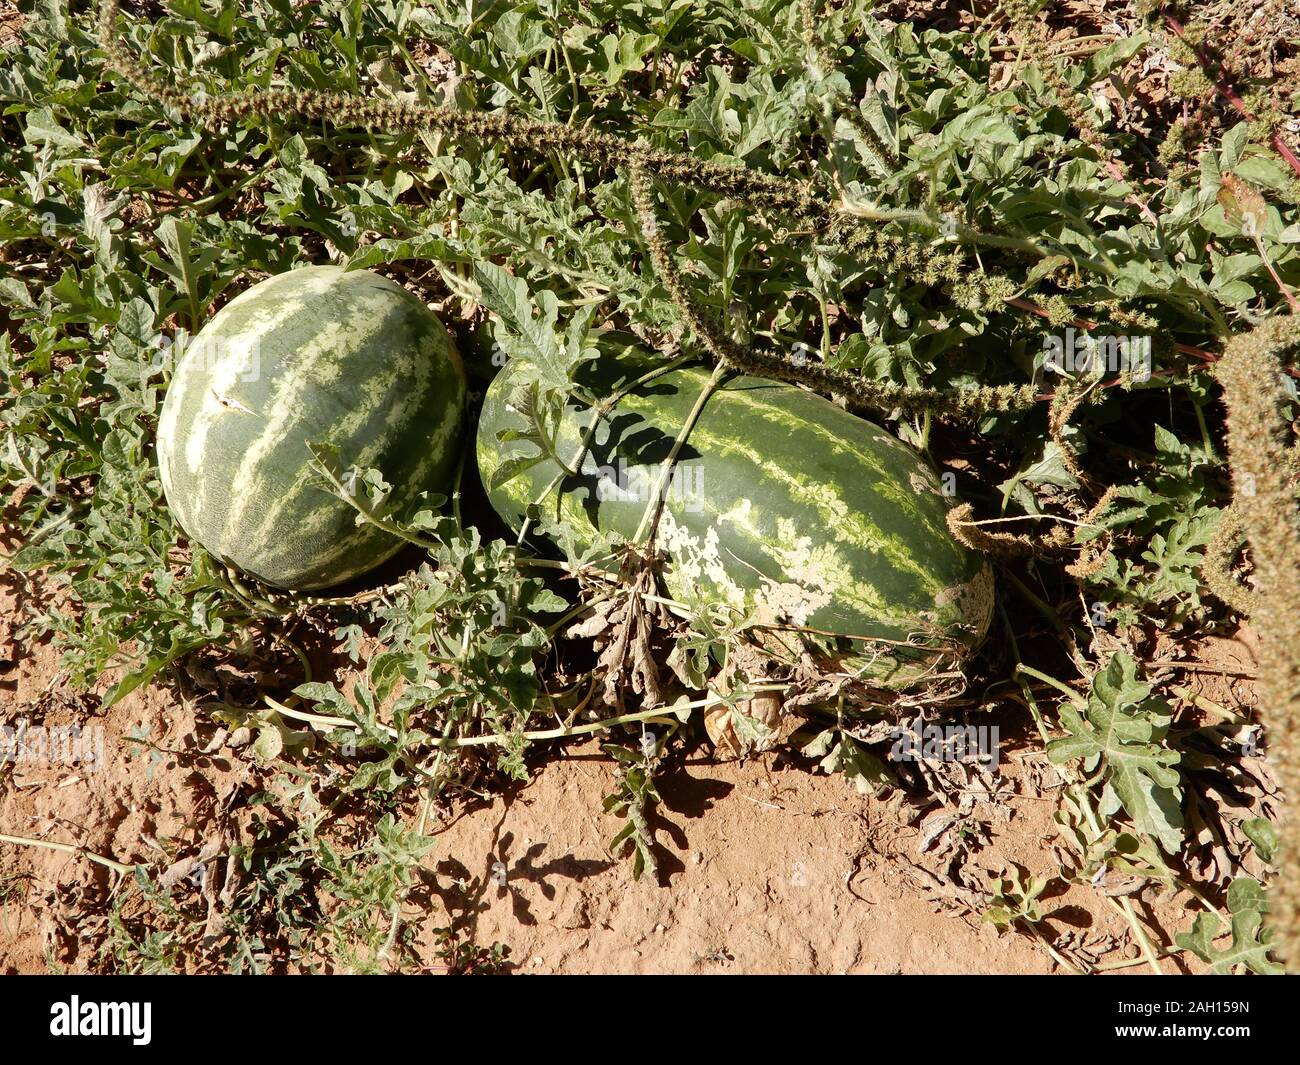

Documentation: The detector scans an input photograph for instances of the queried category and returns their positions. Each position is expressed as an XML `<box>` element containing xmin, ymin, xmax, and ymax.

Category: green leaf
<box><xmin>592</xmin><ymin>32</ymin><xmax>659</xmax><ymax>85</ymax></box>
<box><xmin>1175</xmin><ymin>878</ymin><xmax>1284</xmax><ymax>975</ymax></box>
<box><xmin>0</xmin><ymin>277</ymin><xmax>35</xmax><ymax>310</ymax></box>
<box><xmin>252</xmin><ymin>726</ymin><xmax>285</xmax><ymax>763</ymax></box>
<box><xmin>1242</xmin><ymin>818</ymin><xmax>1278</xmax><ymax>864</ymax></box>
<box><xmin>816</xmin><ymin>733</ymin><xmax>892</xmax><ymax>794</ymax></box>
<box><xmin>1085</xmin><ymin>33</ymin><xmax>1149</xmax><ymax>82</ymax></box>
<box><xmin>23</xmin><ymin>107</ymin><xmax>84</xmax><ymax>149</ymax></box>
<box><xmin>147</xmin><ymin>217</ymin><xmax>224</xmax><ymax>327</ymax></box>
<box><xmin>1046</xmin><ymin>653</ymin><xmax>1183</xmax><ymax>852</ymax></box>
<box><xmin>474</xmin><ymin>262</ymin><xmax>584</xmax><ymax>393</ymax></box>
<box><xmin>101</xmin><ymin>643</ymin><xmax>191</xmax><ymax>709</ymax></box>
<box><xmin>488</xmin><ymin>451</ymin><xmax>549</xmax><ymax>492</ymax></box>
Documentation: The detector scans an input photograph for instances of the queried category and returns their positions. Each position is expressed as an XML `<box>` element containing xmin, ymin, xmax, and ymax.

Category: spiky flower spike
<box><xmin>629</xmin><ymin>164</ymin><xmax>1039</xmax><ymax>418</ymax></box>
<box><xmin>1217</xmin><ymin>315</ymin><xmax>1300</xmax><ymax>970</ymax></box>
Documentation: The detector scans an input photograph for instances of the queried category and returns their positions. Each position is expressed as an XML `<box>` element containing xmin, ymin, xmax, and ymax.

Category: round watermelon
<box><xmin>477</xmin><ymin>343</ymin><xmax>993</xmax><ymax>687</ymax></box>
<box><xmin>157</xmin><ymin>266</ymin><xmax>465</xmax><ymax>590</ymax></box>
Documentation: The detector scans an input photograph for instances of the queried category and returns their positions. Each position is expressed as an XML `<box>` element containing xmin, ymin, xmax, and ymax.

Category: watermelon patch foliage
<box><xmin>0</xmin><ymin>0</ymin><xmax>1296</xmax><ymax>973</ymax></box>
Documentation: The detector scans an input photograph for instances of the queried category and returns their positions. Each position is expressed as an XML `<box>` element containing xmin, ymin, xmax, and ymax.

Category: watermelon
<box><xmin>157</xmin><ymin>266</ymin><xmax>465</xmax><ymax>590</ymax></box>
<box><xmin>476</xmin><ymin>348</ymin><xmax>993</xmax><ymax>686</ymax></box>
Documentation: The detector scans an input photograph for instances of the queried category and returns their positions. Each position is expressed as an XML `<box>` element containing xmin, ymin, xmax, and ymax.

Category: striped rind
<box><xmin>476</xmin><ymin>348</ymin><xmax>993</xmax><ymax>686</ymax></box>
<box><xmin>158</xmin><ymin>266</ymin><xmax>465</xmax><ymax>590</ymax></box>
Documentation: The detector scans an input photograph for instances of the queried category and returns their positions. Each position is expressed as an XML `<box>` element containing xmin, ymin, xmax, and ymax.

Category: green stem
<box><xmin>1015</xmin><ymin>663</ymin><xmax>1086</xmax><ymax>705</ymax></box>
<box><xmin>1004</xmin><ymin>610</ymin><xmax>1164</xmax><ymax>974</ymax></box>
<box><xmin>1169</xmin><ymin>684</ymin><xmax>1246</xmax><ymax>724</ymax></box>
<box><xmin>266</xmin><ymin>686</ymin><xmax>787</xmax><ymax>751</ymax></box>
<box><xmin>633</xmin><ymin>360</ymin><xmax>728</xmax><ymax>546</ymax></box>
<box><xmin>1022</xmin><ymin>919</ymin><xmax>1086</xmax><ymax>975</ymax></box>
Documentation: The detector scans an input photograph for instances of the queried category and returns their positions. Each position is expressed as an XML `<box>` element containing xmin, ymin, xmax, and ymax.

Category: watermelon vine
<box><xmin>1</xmin><ymin>0</ymin><xmax>1296</xmax><ymax>975</ymax></box>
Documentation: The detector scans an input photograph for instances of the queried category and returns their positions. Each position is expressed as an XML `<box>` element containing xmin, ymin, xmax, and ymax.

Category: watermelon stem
<box><xmin>309</xmin><ymin>445</ymin><xmax>448</xmax><ymax>556</ymax></box>
<box><xmin>0</xmin><ymin>833</ymin><xmax>135</xmax><ymax>878</ymax></box>
<box><xmin>632</xmin><ymin>360</ymin><xmax>729</xmax><ymax>547</ymax></box>
<box><xmin>1008</xmin><ymin>632</ymin><xmax>1168</xmax><ymax>974</ymax></box>
<box><xmin>267</xmin><ymin>687</ymin><xmax>787</xmax><ymax>751</ymax></box>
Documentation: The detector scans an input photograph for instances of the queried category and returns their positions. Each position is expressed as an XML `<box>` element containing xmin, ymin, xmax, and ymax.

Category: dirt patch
<box><xmin>0</xmin><ymin>572</ymin><xmax>250</xmax><ymax>973</ymax></box>
<box><xmin>424</xmin><ymin>744</ymin><xmax>1067</xmax><ymax>974</ymax></box>
<box><xmin>0</xmin><ymin>3</ymin><xmax>22</xmax><ymax>52</ymax></box>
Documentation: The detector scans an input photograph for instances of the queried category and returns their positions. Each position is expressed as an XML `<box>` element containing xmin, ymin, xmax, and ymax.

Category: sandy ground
<box><xmin>420</xmin><ymin>745</ymin><xmax>1070</xmax><ymax>974</ymax></box>
<box><xmin>3</xmin><ymin>555</ymin><xmax>1213</xmax><ymax>974</ymax></box>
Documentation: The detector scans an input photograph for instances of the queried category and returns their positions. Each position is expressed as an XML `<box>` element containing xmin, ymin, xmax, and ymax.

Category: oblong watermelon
<box><xmin>477</xmin><ymin>348</ymin><xmax>993</xmax><ymax>686</ymax></box>
<box><xmin>157</xmin><ymin>266</ymin><xmax>465</xmax><ymax>590</ymax></box>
